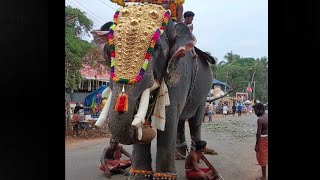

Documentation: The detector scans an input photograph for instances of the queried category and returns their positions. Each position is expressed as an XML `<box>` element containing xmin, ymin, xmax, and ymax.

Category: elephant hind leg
<box><xmin>188</xmin><ymin>104</ymin><xmax>218</xmax><ymax>155</ymax></box>
<box><xmin>188</xmin><ymin>103</ymin><xmax>205</xmax><ymax>144</ymax></box>
<box><xmin>176</xmin><ymin>119</ymin><xmax>188</xmax><ymax>160</ymax></box>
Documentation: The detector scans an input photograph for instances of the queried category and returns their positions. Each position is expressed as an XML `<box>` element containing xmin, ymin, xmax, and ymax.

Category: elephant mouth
<box><xmin>129</xmin><ymin>81</ymin><xmax>161</xmax><ymax>143</ymax></box>
<box><xmin>95</xmin><ymin>81</ymin><xmax>160</xmax><ymax>144</ymax></box>
<box><xmin>133</xmin><ymin>88</ymin><xmax>159</xmax><ymax>123</ymax></box>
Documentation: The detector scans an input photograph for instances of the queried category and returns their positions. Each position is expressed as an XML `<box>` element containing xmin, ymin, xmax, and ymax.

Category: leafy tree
<box><xmin>212</xmin><ymin>51</ymin><xmax>268</xmax><ymax>103</ymax></box>
<box><xmin>65</xmin><ymin>6</ymin><xmax>93</xmax><ymax>93</ymax></box>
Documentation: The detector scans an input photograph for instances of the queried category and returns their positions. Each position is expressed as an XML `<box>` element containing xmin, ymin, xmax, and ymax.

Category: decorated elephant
<box><xmin>92</xmin><ymin>4</ymin><xmax>216</xmax><ymax>179</ymax></box>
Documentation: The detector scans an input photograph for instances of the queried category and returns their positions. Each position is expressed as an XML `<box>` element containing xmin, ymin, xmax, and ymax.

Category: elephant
<box><xmin>91</xmin><ymin>4</ymin><xmax>216</xmax><ymax>179</ymax></box>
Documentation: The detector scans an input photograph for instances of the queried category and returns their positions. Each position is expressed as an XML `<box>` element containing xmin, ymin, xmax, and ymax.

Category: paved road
<box><xmin>66</xmin><ymin>113</ymin><xmax>263</xmax><ymax>180</ymax></box>
<box><xmin>66</xmin><ymin>134</ymin><xmax>188</xmax><ymax>179</ymax></box>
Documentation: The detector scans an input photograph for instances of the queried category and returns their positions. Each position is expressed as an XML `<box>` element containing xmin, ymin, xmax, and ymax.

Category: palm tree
<box><xmin>224</xmin><ymin>51</ymin><xmax>236</xmax><ymax>64</ymax></box>
<box><xmin>218</xmin><ymin>61</ymin><xmax>227</xmax><ymax>65</ymax></box>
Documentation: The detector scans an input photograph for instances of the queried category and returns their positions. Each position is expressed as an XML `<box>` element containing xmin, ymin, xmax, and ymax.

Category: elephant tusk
<box><xmin>101</xmin><ymin>86</ymin><xmax>111</xmax><ymax>98</ymax></box>
<box><xmin>138</xmin><ymin>127</ymin><xmax>143</xmax><ymax>140</ymax></box>
<box><xmin>131</xmin><ymin>88</ymin><xmax>150</xmax><ymax>128</ymax></box>
<box><xmin>150</xmin><ymin>80</ymin><xmax>160</xmax><ymax>92</ymax></box>
<box><xmin>95</xmin><ymin>91</ymin><xmax>112</xmax><ymax>128</ymax></box>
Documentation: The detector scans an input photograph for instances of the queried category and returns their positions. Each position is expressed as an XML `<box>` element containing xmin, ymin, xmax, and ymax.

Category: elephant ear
<box><xmin>168</xmin><ymin>23</ymin><xmax>196</xmax><ymax>58</ymax></box>
<box><xmin>91</xmin><ymin>30</ymin><xmax>109</xmax><ymax>49</ymax></box>
<box><xmin>91</xmin><ymin>30</ymin><xmax>111</xmax><ymax>67</ymax></box>
<box><xmin>194</xmin><ymin>46</ymin><xmax>217</xmax><ymax>64</ymax></box>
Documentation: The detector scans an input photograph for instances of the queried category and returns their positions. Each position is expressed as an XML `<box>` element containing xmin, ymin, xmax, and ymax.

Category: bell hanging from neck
<box><xmin>115</xmin><ymin>84</ymin><xmax>128</xmax><ymax>112</ymax></box>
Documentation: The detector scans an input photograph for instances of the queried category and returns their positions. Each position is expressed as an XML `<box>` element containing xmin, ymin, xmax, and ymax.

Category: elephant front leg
<box><xmin>176</xmin><ymin>119</ymin><xmax>188</xmax><ymax>160</ymax></box>
<box><xmin>155</xmin><ymin>106</ymin><xmax>180</xmax><ymax>179</ymax></box>
<box><xmin>130</xmin><ymin>143</ymin><xmax>153</xmax><ymax>180</ymax></box>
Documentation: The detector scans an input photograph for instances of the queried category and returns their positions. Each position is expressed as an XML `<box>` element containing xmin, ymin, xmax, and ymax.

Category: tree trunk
<box><xmin>66</xmin><ymin>104</ymin><xmax>73</xmax><ymax>136</ymax></box>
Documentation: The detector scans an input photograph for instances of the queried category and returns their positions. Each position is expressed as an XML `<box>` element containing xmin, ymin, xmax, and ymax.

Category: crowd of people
<box><xmin>204</xmin><ymin>100</ymin><xmax>253</xmax><ymax>122</ymax></box>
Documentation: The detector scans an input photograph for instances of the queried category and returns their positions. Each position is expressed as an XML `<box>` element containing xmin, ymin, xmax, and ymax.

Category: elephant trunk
<box><xmin>108</xmin><ymin>81</ymin><xmax>159</xmax><ymax>145</ymax></box>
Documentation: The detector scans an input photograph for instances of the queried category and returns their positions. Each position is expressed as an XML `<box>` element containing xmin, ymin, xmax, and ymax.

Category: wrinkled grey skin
<box><xmin>175</xmin><ymin>46</ymin><xmax>216</xmax><ymax>159</ymax></box>
<box><xmin>102</xmin><ymin>17</ymin><xmax>214</xmax><ymax>178</ymax></box>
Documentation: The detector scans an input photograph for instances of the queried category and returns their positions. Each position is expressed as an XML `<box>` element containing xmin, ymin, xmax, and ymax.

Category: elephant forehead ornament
<box><xmin>108</xmin><ymin>4</ymin><xmax>170</xmax><ymax>112</ymax></box>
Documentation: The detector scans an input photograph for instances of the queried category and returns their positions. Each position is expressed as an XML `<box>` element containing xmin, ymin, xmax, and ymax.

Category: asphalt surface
<box><xmin>66</xmin><ymin>113</ymin><xmax>264</xmax><ymax>180</ymax></box>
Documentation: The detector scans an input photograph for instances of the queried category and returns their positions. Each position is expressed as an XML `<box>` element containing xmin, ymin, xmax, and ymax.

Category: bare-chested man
<box><xmin>253</xmin><ymin>103</ymin><xmax>268</xmax><ymax>180</ymax></box>
<box><xmin>185</xmin><ymin>140</ymin><xmax>217</xmax><ymax>180</ymax></box>
<box><xmin>99</xmin><ymin>138</ymin><xmax>132</xmax><ymax>178</ymax></box>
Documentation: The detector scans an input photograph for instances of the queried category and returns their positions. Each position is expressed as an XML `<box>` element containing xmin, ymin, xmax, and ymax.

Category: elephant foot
<box><xmin>136</xmin><ymin>125</ymin><xmax>156</xmax><ymax>144</ymax></box>
<box><xmin>129</xmin><ymin>168</ymin><xmax>153</xmax><ymax>180</ymax></box>
<box><xmin>175</xmin><ymin>152</ymin><xmax>186</xmax><ymax>160</ymax></box>
<box><xmin>175</xmin><ymin>143</ymin><xmax>188</xmax><ymax>160</ymax></box>
<box><xmin>204</xmin><ymin>147</ymin><xmax>218</xmax><ymax>155</ymax></box>
<box><xmin>153</xmin><ymin>172</ymin><xmax>178</xmax><ymax>180</ymax></box>
<box><xmin>128</xmin><ymin>175</ymin><xmax>152</xmax><ymax>180</ymax></box>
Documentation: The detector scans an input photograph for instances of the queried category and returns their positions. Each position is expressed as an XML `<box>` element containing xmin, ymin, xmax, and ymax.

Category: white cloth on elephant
<box><xmin>151</xmin><ymin>79</ymin><xmax>170</xmax><ymax>131</ymax></box>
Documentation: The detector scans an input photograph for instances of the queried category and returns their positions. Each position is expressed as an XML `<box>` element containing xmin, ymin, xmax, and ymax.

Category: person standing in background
<box><xmin>253</xmin><ymin>103</ymin><xmax>268</xmax><ymax>180</ymax></box>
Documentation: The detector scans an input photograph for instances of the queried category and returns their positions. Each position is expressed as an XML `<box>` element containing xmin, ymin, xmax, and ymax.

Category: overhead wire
<box><xmin>66</xmin><ymin>0</ymin><xmax>102</xmax><ymax>28</ymax></box>
<box><xmin>97</xmin><ymin>0</ymin><xmax>117</xmax><ymax>11</ymax></box>
<box><xmin>66</xmin><ymin>0</ymin><xmax>103</xmax><ymax>29</ymax></box>
<box><xmin>73</xmin><ymin>0</ymin><xmax>107</xmax><ymax>24</ymax></box>
<box><xmin>67</xmin><ymin>0</ymin><xmax>104</xmax><ymax>27</ymax></box>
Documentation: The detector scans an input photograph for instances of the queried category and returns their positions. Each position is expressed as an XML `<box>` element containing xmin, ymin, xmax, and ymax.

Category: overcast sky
<box><xmin>66</xmin><ymin>0</ymin><xmax>268</xmax><ymax>62</ymax></box>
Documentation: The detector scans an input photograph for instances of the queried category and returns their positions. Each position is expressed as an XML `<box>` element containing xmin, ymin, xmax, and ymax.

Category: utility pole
<box><xmin>248</xmin><ymin>61</ymin><xmax>257</xmax><ymax>101</ymax></box>
<box><xmin>248</xmin><ymin>82</ymin><xmax>252</xmax><ymax>100</ymax></box>
<box><xmin>225</xmin><ymin>71</ymin><xmax>228</xmax><ymax>93</ymax></box>
<box><xmin>253</xmin><ymin>80</ymin><xmax>257</xmax><ymax>101</ymax></box>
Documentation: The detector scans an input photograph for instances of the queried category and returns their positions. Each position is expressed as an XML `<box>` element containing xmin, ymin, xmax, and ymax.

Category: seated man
<box><xmin>185</xmin><ymin>140</ymin><xmax>217</xmax><ymax>180</ymax></box>
<box><xmin>99</xmin><ymin>138</ymin><xmax>132</xmax><ymax>178</ymax></box>
<box><xmin>183</xmin><ymin>11</ymin><xmax>198</xmax><ymax>58</ymax></box>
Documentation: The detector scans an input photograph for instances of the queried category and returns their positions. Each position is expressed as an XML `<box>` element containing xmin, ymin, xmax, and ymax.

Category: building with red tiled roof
<box><xmin>77</xmin><ymin>63</ymin><xmax>110</xmax><ymax>92</ymax></box>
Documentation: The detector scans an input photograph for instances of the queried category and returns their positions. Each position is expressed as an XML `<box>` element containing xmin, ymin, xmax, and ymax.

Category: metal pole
<box><xmin>225</xmin><ymin>71</ymin><xmax>228</xmax><ymax>93</ymax></box>
<box><xmin>253</xmin><ymin>80</ymin><xmax>256</xmax><ymax>100</ymax></box>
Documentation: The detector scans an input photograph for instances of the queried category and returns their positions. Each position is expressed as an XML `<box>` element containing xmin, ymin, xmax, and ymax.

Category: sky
<box><xmin>65</xmin><ymin>0</ymin><xmax>268</xmax><ymax>63</ymax></box>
